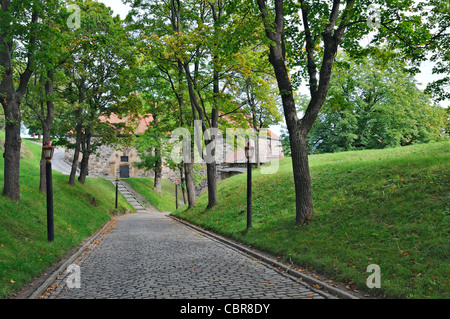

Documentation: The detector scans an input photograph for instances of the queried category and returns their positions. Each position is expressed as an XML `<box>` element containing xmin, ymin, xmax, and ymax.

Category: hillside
<box><xmin>123</xmin><ymin>177</ymin><xmax>179</xmax><ymax>212</ymax></box>
<box><xmin>0</xmin><ymin>131</ymin><xmax>135</xmax><ymax>298</ymax></box>
<box><xmin>172</xmin><ymin>141</ymin><xmax>450</xmax><ymax>298</ymax></box>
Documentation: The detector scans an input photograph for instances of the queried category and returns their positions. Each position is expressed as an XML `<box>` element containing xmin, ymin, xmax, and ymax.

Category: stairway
<box><xmin>109</xmin><ymin>179</ymin><xmax>148</xmax><ymax>213</ymax></box>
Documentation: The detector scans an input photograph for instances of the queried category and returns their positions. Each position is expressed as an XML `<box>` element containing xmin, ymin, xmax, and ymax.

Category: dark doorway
<box><xmin>120</xmin><ymin>165</ymin><xmax>130</xmax><ymax>178</ymax></box>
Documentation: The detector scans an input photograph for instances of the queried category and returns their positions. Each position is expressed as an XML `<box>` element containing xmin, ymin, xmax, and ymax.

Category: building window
<box><xmin>121</xmin><ymin>155</ymin><xmax>129</xmax><ymax>162</ymax></box>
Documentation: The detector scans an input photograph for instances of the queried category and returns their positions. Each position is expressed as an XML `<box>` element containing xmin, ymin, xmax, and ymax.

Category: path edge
<box><xmin>169</xmin><ymin>215</ymin><xmax>359</xmax><ymax>300</ymax></box>
<box><xmin>28</xmin><ymin>218</ymin><xmax>115</xmax><ymax>299</ymax></box>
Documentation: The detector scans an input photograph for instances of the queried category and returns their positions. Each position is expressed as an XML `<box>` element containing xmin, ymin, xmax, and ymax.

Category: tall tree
<box><xmin>56</xmin><ymin>0</ymin><xmax>139</xmax><ymax>185</ymax></box>
<box><xmin>233</xmin><ymin>46</ymin><xmax>283</xmax><ymax>166</ymax></box>
<box><xmin>125</xmin><ymin>0</ymin><xmax>198</xmax><ymax>208</ymax></box>
<box><xmin>181</xmin><ymin>0</ymin><xmax>268</xmax><ymax>208</ymax></box>
<box><xmin>23</xmin><ymin>11</ymin><xmax>80</xmax><ymax>192</ymax></box>
<box><xmin>0</xmin><ymin>1</ymin><xmax>40</xmax><ymax>200</ymax></box>
<box><xmin>256</xmin><ymin>0</ymin><xmax>439</xmax><ymax>225</ymax></box>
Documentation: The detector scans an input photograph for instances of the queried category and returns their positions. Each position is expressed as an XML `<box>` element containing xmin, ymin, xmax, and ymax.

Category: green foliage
<box><xmin>53</xmin><ymin>0</ymin><xmax>140</xmax><ymax>151</ymax></box>
<box><xmin>306</xmin><ymin>52</ymin><xmax>448</xmax><ymax>154</ymax></box>
<box><xmin>125</xmin><ymin>0</ymin><xmax>281</xmax><ymax>129</ymax></box>
<box><xmin>173</xmin><ymin>141</ymin><xmax>450</xmax><ymax>298</ymax></box>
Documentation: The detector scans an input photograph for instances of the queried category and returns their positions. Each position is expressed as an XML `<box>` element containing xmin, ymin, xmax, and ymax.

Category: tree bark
<box><xmin>39</xmin><ymin>70</ymin><xmax>55</xmax><ymax>192</ymax></box>
<box><xmin>69</xmin><ymin>108</ymin><xmax>83</xmax><ymax>186</ymax></box>
<box><xmin>179</xmin><ymin>164</ymin><xmax>187</xmax><ymax>204</ymax></box>
<box><xmin>78</xmin><ymin>131</ymin><xmax>91</xmax><ymax>185</ymax></box>
<box><xmin>39</xmin><ymin>122</ymin><xmax>50</xmax><ymax>193</ymax></box>
<box><xmin>183</xmin><ymin>58</ymin><xmax>219</xmax><ymax>210</ymax></box>
<box><xmin>257</xmin><ymin>0</ymin><xmax>352</xmax><ymax>224</ymax></box>
<box><xmin>0</xmin><ymin>3</ymin><xmax>38</xmax><ymax>201</ymax></box>
<box><xmin>170</xmin><ymin>0</ymin><xmax>197</xmax><ymax>208</ymax></box>
<box><xmin>206</xmin><ymin>161</ymin><xmax>217</xmax><ymax>208</ymax></box>
<box><xmin>153</xmin><ymin>148</ymin><xmax>162</xmax><ymax>195</ymax></box>
<box><xmin>184</xmin><ymin>147</ymin><xmax>196</xmax><ymax>208</ymax></box>
<box><xmin>2</xmin><ymin>99</ymin><xmax>22</xmax><ymax>201</ymax></box>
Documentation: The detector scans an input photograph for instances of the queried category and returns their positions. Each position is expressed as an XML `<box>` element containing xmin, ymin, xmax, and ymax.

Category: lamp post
<box><xmin>245</xmin><ymin>141</ymin><xmax>254</xmax><ymax>230</ymax></box>
<box><xmin>42</xmin><ymin>141</ymin><xmax>55</xmax><ymax>242</ymax></box>
<box><xmin>115</xmin><ymin>178</ymin><xmax>119</xmax><ymax>209</ymax></box>
<box><xmin>175</xmin><ymin>178</ymin><xmax>179</xmax><ymax>210</ymax></box>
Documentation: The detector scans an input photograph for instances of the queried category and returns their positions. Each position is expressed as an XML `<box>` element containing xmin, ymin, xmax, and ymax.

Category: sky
<box><xmin>98</xmin><ymin>0</ymin><xmax>131</xmax><ymax>19</ymax></box>
<box><xmin>98</xmin><ymin>0</ymin><xmax>448</xmax><ymax>136</ymax></box>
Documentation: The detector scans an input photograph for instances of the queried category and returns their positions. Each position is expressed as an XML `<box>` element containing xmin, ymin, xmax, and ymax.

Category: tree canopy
<box><xmin>305</xmin><ymin>51</ymin><xmax>447</xmax><ymax>154</ymax></box>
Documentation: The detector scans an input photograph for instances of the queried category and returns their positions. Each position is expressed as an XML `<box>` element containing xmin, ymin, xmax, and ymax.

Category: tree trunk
<box><xmin>39</xmin><ymin>70</ymin><xmax>55</xmax><ymax>193</ymax></box>
<box><xmin>290</xmin><ymin>129</ymin><xmax>314</xmax><ymax>224</ymax></box>
<box><xmin>206</xmin><ymin>161</ymin><xmax>217</xmax><ymax>209</ymax></box>
<box><xmin>183</xmin><ymin>142</ymin><xmax>196</xmax><ymax>208</ymax></box>
<box><xmin>68</xmin><ymin>129</ymin><xmax>82</xmax><ymax>186</ymax></box>
<box><xmin>267</xmin><ymin>34</ymin><xmax>315</xmax><ymax>224</ymax></box>
<box><xmin>153</xmin><ymin>152</ymin><xmax>162</xmax><ymax>195</ymax></box>
<box><xmin>257</xmin><ymin>0</ymin><xmax>349</xmax><ymax>225</ymax></box>
<box><xmin>39</xmin><ymin>122</ymin><xmax>50</xmax><ymax>193</ymax></box>
<box><xmin>2</xmin><ymin>98</ymin><xmax>22</xmax><ymax>201</ymax></box>
<box><xmin>152</xmin><ymin>112</ymin><xmax>162</xmax><ymax>195</ymax></box>
<box><xmin>183</xmin><ymin>57</ymin><xmax>220</xmax><ymax>210</ymax></box>
<box><xmin>0</xmin><ymin>2</ymin><xmax>38</xmax><ymax>201</ymax></box>
<box><xmin>205</xmin><ymin>107</ymin><xmax>219</xmax><ymax>209</ymax></box>
<box><xmin>170</xmin><ymin>1</ymin><xmax>196</xmax><ymax>209</ymax></box>
<box><xmin>255</xmin><ymin>130</ymin><xmax>261</xmax><ymax>167</ymax></box>
<box><xmin>184</xmin><ymin>160</ymin><xmax>196</xmax><ymax>208</ymax></box>
<box><xmin>179</xmin><ymin>164</ymin><xmax>187</xmax><ymax>204</ymax></box>
<box><xmin>78</xmin><ymin>132</ymin><xmax>91</xmax><ymax>185</ymax></box>
<box><xmin>78</xmin><ymin>150</ymin><xmax>89</xmax><ymax>185</ymax></box>
<box><xmin>206</xmin><ymin>58</ymin><xmax>219</xmax><ymax>209</ymax></box>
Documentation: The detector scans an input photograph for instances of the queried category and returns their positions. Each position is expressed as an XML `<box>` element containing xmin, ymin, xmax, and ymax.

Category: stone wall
<box><xmin>64</xmin><ymin>135</ymin><xmax>283</xmax><ymax>192</ymax></box>
<box><xmin>64</xmin><ymin>142</ymin><xmax>176</xmax><ymax>180</ymax></box>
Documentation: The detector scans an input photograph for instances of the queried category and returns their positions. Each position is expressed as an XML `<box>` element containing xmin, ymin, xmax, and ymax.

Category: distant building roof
<box><xmin>99</xmin><ymin>113</ymin><xmax>153</xmax><ymax>135</ymax></box>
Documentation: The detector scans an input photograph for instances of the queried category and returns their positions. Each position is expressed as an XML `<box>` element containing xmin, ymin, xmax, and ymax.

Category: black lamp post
<box><xmin>115</xmin><ymin>178</ymin><xmax>119</xmax><ymax>209</ymax></box>
<box><xmin>175</xmin><ymin>177</ymin><xmax>179</xmax><ymax>210</ymax></box>
<box><xmin>245</xmin><ymin>141</ymin><xmax>254</xmax><ymax>230</ymax></box>
<box><xmin>42</xmin><ymin>141</ymin><xmax>55</xmax><ymax>242</ymax></box>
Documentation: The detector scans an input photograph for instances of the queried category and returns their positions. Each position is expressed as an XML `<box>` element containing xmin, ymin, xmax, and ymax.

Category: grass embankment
<box><xmin>0</xmin><ymin>132</ymin><xmax>134</xmax><ymax>298</ymax></box>
<box><xmin>124</xmin><ymin>177</ymin><xmax>179</xmax><ymax>212</ymax></box>
<box><xmin>172</xmin><ymin>141</ymin><xmax>449</xmax><ymax>299</ymax></box>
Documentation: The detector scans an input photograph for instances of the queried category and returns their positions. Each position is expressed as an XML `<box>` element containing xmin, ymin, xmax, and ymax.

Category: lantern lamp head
<box><xmin>42</xmin><ymin>141</ymin><xmax>55</xmax><ymax>161</ymax></box>
<box><xmin>244</xmin><ymin>142</ymin><xmax>254</xmax><ymax>160</ymax></box>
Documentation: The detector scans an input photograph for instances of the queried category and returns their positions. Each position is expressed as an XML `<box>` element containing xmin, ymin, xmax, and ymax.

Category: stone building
<box><xmin>63</xmin><ymin>114</ymin><xmax>283</xmax><ymax>191</ymax></box>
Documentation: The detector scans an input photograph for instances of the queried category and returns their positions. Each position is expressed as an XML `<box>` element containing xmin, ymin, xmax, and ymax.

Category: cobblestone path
<box><xmin>42</xmin><ymin>212</ymin><xmax>326</xmax><ymax>299</ymax></box>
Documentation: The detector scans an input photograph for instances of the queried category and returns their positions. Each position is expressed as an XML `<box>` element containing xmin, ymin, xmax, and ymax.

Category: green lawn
<box><xmin>123</xmin><ymin>177</ymin><xmax>179</xmax><ymax>212</ymax></box>
<box><xmin>0</xmin><ymin>131</ymin><xmax>135</xmax><ymax>298</ymax></box>
<box><xmin>172</xmin><ymin>141</ymin><xmax>450</xmax><ymax>299</ymax></box>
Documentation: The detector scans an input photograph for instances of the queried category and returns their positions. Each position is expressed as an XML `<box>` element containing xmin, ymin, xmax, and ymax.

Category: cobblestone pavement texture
<box><xmin>41</xmin><ymin>212</ymin><xmax>326</xmax><ymax>299</ymax></box>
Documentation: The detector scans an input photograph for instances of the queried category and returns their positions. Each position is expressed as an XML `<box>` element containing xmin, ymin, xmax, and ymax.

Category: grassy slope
<box><xmin>172</xmin><ymin>141</ymin><xmax>450</xmax><ymax>299</ymax></box>
<box><xmin>124</xmin><ymin>177</ymin><xmax>178</xmax><ymax>212</ymax></box>
<box><xmin>0</xmin><ymin>132</ymin><xmax>135</xmax><ymax>298</ymax></box>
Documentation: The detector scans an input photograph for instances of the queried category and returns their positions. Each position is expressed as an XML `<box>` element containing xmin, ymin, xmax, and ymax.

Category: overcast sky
<box><xmin>98</xmin><ymin>0</ymin><xmax>131</xmax><ymax>19</ymax></box>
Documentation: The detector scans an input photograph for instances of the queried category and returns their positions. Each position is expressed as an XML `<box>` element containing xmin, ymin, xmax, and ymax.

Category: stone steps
<box><xmin>109</xmin><ymin>180</ymin><xmax>148</xmax><ymax>213</ymax></box>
